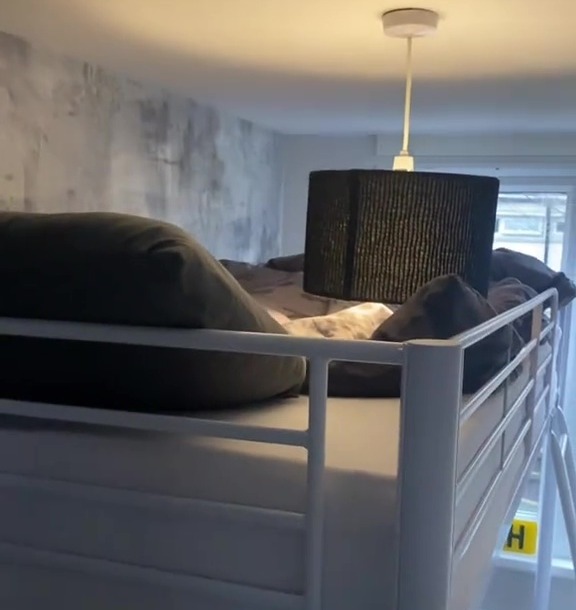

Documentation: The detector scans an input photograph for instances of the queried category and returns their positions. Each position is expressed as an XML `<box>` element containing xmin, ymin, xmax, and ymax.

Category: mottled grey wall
<box><xmin>0</xmin><ymin>31</ymin><xmax>281</xmax><ymax>262</ymax></box>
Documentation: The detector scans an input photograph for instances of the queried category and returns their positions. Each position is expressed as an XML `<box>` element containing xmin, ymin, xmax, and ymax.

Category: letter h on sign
<box><xmin>503</xmin><ymin>519</ymin><xmax>538</xmax><ymax>555</ymax></box>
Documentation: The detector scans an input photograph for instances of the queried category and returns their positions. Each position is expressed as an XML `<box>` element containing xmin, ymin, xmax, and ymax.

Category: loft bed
<box><xmin>0</xmin><ymin>289</ymin><xmax>569</xmax><ymax>610</ymax></box>
<box><xmin>0</xmin><ymin>211</ymin><xmax>575</xmax><ymax>610</ymax></box>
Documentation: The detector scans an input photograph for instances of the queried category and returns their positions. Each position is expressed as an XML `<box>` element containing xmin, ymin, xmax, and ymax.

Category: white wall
<box><xmin>279</xmin><ymin>132</ymin><xmax>576</xmax><ymax>254</ymax></box>
<box><xmin>0</xmin><ymin>30</ymin><xmax>283</xmax><ymax>263</ymax></box>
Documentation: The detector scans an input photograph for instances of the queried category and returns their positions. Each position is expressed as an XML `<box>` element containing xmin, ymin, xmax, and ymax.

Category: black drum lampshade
<box><xmin>303</xmin><ymin>169</ymin><xmax>500</xmax><ymax>304</ymax></box>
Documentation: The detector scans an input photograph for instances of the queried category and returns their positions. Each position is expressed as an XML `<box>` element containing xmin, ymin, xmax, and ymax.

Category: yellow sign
<box><xmin>503</xmin><ymin>519</ymin><xmax>538</xmax><ymax>555</ymax></box>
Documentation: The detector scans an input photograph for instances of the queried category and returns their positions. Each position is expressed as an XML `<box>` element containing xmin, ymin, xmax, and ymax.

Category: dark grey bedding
<box><xmin>304</xmin><ymin>274</ymin><xmax>559</xmax><ymax>398</ymax></box>
<box><xmin>0</xmin><ymin>210</ymin><xmax>571</xmax><ymax>408</ymax></box>
<box><xmin>263</xmin><ymin>248</ymin><xmax>573</xmax><ymax>399</ymax></box>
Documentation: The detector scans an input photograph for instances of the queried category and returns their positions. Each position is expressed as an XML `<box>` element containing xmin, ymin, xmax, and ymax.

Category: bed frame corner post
<box><xmin>396</xmin><ymin>339</ymin><xmax>464</xmax><ymax>610</ymax></box>
<box><xmin>305</xmin><ymin>357</ymin><xmax>330</xmax><ymax>610</ymax></box>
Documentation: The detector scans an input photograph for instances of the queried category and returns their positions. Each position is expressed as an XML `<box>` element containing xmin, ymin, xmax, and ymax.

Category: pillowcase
<box><xmin>316</xmin><ymin>275</ymin><xmax>517</xmax><ymax>398</ymax></box>
<box><xmin>0</xmin><ymin>212</ymin><xmax>306</xmax><ymax>411</ymax></box>
<box><xmin>491</xmin><ymin>248</ymin><xmax>576</xmax><ymax>307</ymax></box>
<box><xmin>284</xmin><ymin>303</ymin><xmax>394</xmax><ymax>340</ymax></box>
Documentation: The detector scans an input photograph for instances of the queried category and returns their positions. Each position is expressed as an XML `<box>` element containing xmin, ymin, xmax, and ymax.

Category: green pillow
<box><xmin>0</xmin><ymin>212</ymin><xmax>306</xmax><ymax>411</ymax></box>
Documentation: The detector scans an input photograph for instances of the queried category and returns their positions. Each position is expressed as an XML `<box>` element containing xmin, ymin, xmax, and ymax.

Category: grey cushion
<box><xmin>314</xmin><ymin>275</ymin><xmax>520</xmax><ymax>397</ymax></box>
<box><xmin>0</xmin><ymin>212</ymin><xmax>306</xmax><ymax>411</ymax></box>
<box><xmin>491</xmin><ymin>248</ymin><xmax>576</xmax><ymax>307</ymax></box>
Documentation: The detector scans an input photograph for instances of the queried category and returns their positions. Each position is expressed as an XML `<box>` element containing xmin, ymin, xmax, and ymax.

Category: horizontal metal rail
<box><xmin>0</xmin><ymin>541</ymin><xmax>304</xmax><ymax>610</ymax></box>
<box><xmin>539</xmin><ymin>321</ymin><xmax>554</xmax><ymax>342</ymax></box>
<box><xmin>454</xmin><ymin>387</ymin><xmax>550</xmax><ymax>561</ymax></box>
<box><xmin>455</xmin><ymin>418</ymin><xmax>532</xmax><ymax>562</ymax></box>
<box><xmin>0</xmin><ymin>398</ymin><xmax>308</xmax><ymax>445</ymax></box>
<box><xmin>0</xmin><ymin>290</ymin><xmax>558</xmax><ymax>368</ymax></box>
<box><xmin>0</xmin><ymin>317</ymin><xmax>404</xmax><ymax>365</ymax></box>
<box><xmin>456</xmin><ymin>379</ymin><xmax>535</xmax><ymax>505</ymax></box>
<box><xmin>453</xmin><ymin>289</ymin><xmax>556</xmax><ymax>349</ymax></box>
<box><xmin>0</xmin><ymin>472</ymin><xmax>305</xmax><ymax>530</ymax></box>
<box><xmin>461</xmin><ymin>345</ymin><xmax>553</xmax><ymax>427</ymax></box>
<box><xmin>461</xmin><ymin>337</ymin><xmax>538</xmax><ymax>425</ymax></box>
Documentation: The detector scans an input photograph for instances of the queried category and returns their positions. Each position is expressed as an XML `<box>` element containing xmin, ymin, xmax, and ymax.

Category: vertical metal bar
<box><xmin>525</xmin><ymin>303</ymin><xmax>544</xmax><ymax>434</ymax></box>
<box><xmin>550</xmin><ymin>429</ymin><xmax>576</xmax><ymax>574</ymax></box>
<box><xmin>532</xmin><ymin>432</ymin><xmax>557</xmax><ymax>610</ymax></box>
<box><xmin>531</xmin><ymin>291</ymin><xmax>559</xmax><ymax>609</ymax></box>
<box><xmin>556</xmin><ymin>409</ymin><xmax>576</xmax><ymax>503</ymax></box>
<box><xmin>500</xmin><ymin>341</ymin><xmax>512</xmax><ymax>470</ymax></box>
<box><xmin>557</xmin><ymin>305</ymin><xmax>572</xmax><ymax>405</ymax></box>
<box><xmin>305</xmin><ymin>358</ymin><xmax>329</xmax><ymax>610</ymax></box>
<box><xmin>551</xmin><ymin>406</ymin><xmax>576</xmax><ymax>574</ymax></box>
<box><xmin>544</xmin><ymin>201</ymin><xmax>552</xmax><ymax>265</ymax></box>
<box><xmin>544</xmin><ymin>292</ymin><xmax>559</xmax><ymax>404</ymax></box>
<box><xmin>396</xmin><ymin>340</ymin><xmax>464</xmax><ymax>610</ymax></box>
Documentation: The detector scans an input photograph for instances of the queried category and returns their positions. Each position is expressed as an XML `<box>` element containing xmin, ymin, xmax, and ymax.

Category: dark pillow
<box><xmin>488</xmin><ymin>278</ymin><xmax>539</xmax><ymax>343</ymax></box>
<box><xmin>265</xmin><ymin>253</ymin><xmax>305</xmax><ymax>272</ymax></box>
<box><xmin>316</xmin><ymin>275</ymin><xmax>515</xmax><ymax>397</ymax></box>
<box><xmin>491</xmin><ymin>248</ymin><xmax>576</xmax><ymax>307</ymax></box>
<box><xmin>0</xmin><ymin>212</ymin><xmax>306</xmax><ymax>411</ymax></box>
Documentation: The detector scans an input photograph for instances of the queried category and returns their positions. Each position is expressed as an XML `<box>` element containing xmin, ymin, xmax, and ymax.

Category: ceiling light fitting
<box><xmin>382</xmin><ymin>8</ymin><xmax>439</xmax><ymax>171</ymax></box>
<box><xmin>302</xmin><ymin>8</ymin><xmax>500</xmax><ymax>305</ymax></box>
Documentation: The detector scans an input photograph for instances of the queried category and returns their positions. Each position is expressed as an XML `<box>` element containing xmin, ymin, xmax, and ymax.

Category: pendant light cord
<box><xmin>400</xmin><ymin>36</ymin><xmax>413</xmax><ymax>156</ymax></box>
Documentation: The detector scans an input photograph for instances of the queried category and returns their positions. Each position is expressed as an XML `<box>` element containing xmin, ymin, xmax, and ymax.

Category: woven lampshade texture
<box><xmin>303</xmin><ymin>169</ymin><xmax>500</xmax><ymax>304</ymax></box>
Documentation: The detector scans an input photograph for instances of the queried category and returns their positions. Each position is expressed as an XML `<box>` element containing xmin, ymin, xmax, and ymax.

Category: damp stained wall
<box><xmin>0</xmin><ymin>31</ymin><xmax>281</xmax><ymax>262</ymax></box>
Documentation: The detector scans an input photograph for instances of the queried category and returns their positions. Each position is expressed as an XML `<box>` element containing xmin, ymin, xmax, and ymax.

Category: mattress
<box><xmin>0</xmin><ymin>361</ymin><xmax>547</xmax><ymax>610</ymax></box>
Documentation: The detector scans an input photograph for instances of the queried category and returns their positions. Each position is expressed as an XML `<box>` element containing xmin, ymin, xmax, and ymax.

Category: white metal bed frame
<box><xmin>0</xmin><ymin>288</ymin><xmax>575</xmax><ymax>610</ymax></box>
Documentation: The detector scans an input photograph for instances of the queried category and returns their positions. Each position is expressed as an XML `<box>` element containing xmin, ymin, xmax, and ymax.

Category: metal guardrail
<box><xmin>0</xmin><ymin>288</ymin><xmax>559</xmax><ymax>610</ymax></box>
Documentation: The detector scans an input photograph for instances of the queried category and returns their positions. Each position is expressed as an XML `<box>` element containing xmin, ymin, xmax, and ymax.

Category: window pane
<box><xmin>500</xmin><ymin>217</ymin><xmax>543</xmax><ymax>235</ymax></box>
<box><xmin>493</xmin><ymin>192</ymin><xmax>568</xmax><ymax>271</ymax></box>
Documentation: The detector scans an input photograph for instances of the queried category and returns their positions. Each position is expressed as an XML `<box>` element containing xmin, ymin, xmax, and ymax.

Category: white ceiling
<box><xmin>0</xmin><ymin>0</ymin><xmax>575</xmax><ymax>135</ymax></box>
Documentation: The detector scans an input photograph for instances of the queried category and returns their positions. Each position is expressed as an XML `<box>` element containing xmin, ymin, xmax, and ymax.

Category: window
<box><xmin>493</xmin><ymin>192</ymin><xmax>568</xmax><ymax>271</ymax></box>
<box><xmin>492</xmin><ymin>189</ymin><xmax>574</xmax><ymax>569</ymax></box>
